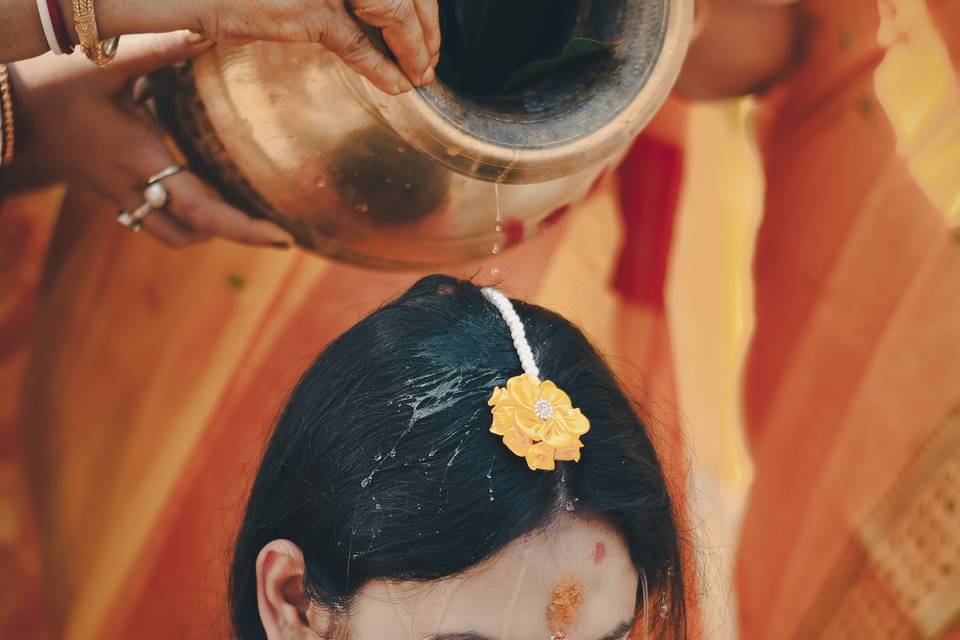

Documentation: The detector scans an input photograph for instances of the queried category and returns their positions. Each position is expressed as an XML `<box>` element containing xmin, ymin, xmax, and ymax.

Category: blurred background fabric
<box><xmin>0</xmin><ymin>0</ymin><xmax>958</xmax><ymax>637</ymax></box>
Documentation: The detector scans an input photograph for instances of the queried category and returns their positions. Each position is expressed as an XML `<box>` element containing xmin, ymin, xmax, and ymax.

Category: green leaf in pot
<box><xmin>437</xmin><ymin>0</ymin><xmax>581</xmax><ymax>96</ymax></box>
<box><xmin>502</xmin><ymin>37</ymin><xmax>620</xmax><ymax>92</ymax></box>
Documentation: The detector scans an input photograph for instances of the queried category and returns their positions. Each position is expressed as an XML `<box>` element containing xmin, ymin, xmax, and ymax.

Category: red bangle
<box><xmin>46</xmin><ymin>0</ymin><xmax>75</xmax><ymax>53</ymax></box>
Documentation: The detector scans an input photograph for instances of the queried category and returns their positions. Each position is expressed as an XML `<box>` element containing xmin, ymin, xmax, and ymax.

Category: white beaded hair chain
<box><xmin>481</xmin><ymin>287</ymin><xmax>541</xmax><ymax>380</ymax></box>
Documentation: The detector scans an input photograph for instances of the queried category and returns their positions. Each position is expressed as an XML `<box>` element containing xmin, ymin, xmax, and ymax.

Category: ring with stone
<box><xmin>117</xmin><ymin>207</ymin><xmax>145</xmax><ymax>232</ymax></box>
<box><xmin>116</xmin><ymin>179</ymin><xmax>171</xmax><ymax>232</ymax></box>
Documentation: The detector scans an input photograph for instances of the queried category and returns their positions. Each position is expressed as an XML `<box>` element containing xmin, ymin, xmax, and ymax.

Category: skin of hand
<box><xmin>189</xmin><ymin>0</ymin><xmax>441</xmax><ymax>93</ymax></box>
<box><xmin>677</xmin><ymin>0</ymin><xmax>805</xmax><ymax>100</ymax></box>
<box><xmin>1</xmin><ymin>0</ymin><xmax>440</xmax><ymax>95</ymax></box>
<box><xmin>2</xmin><ymin>32</ymin><xmax>296</xmax><ymax>249</ymax></box>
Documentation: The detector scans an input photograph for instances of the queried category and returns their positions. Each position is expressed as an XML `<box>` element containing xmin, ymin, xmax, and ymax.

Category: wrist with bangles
<box><xmin>35</xmin><ymin>0</ymin><xmax>119</xmax><ymax>65</ymax></box>
<box><xmin>0</xmin><ymin>64</ymin><xmax>15</xmax><ymax>169</ymax></box>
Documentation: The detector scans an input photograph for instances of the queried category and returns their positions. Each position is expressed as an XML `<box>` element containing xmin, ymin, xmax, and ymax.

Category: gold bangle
<box><xmin>72</xmin><ymin>0</ymin><xmax>119</xmax><ymax>66</ymax></box>
<box><xmin>0</xmin><ymin>64</ymin><xmax>14</xmax><ymax>167</ymax></box>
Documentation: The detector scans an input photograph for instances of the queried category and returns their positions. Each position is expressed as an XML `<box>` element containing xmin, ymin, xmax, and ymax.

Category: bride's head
<box><xmin>230</xmin><ymin>275</ymin><xmax>687</xmax><ymax>639</ymax></box>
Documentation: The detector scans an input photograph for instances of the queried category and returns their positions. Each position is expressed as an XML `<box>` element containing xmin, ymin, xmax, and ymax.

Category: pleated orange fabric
<box><xmin>0</xmin><ymin>100</ymin><xmax>692</xmax><ymax>638</ymax></box>
<box><xmin>2</xmin><ymin>0</ymin><xmax>957</xmax><ymax>635</ymax></box>
<box><xmin>737</xmin><ymin>0</ymin><xmax>960</xmax><ymax>637</ymax></box>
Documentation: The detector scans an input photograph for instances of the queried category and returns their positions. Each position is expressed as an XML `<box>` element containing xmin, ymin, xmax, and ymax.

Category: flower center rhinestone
<box><xmin>535</xmin><ymin>399</ymin><xmax>554</xmax><ymax>420</ymax></box>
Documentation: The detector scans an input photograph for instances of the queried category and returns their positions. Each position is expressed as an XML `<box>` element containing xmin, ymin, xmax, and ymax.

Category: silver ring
<box><xmin>117</xmin><ymin>177</ymin><xmax>173</xmax><ymax>233</ymax></box>
<box><xmin>117</xmin><ymin>205</ymin><xmax>149</xmax><ymax>232</ymax></box>
<box><xmin>146</xmin><ymin>164</ymin><xmax>186</xmax><ymax>185</ymax></box>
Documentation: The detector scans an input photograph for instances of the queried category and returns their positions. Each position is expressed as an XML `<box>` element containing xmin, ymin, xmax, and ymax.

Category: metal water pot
<box><xmin>149</xmin><ymin>0</ymin><xmax>692</xmax><ymax>269</ymax></box>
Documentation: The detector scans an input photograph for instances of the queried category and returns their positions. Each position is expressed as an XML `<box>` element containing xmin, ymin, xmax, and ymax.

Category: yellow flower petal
<box><xmin>554</xmin><ymin>441</ymin><xmax>583</xmax><ymax>462</ymax></box>
<box><xmin>488</xmin><ymin>386</ymin><xmax>505</xmax><ymax>407</ymax></box>
<box><xmin>525</xmin><ymin>441</ymin><xmax>556</xmax><ymax>471</ymax></box>
<box><xmin>505</xmin><ymin>374</ymin><xmax>539</xmax><ymax>409</ymax></box>
<box><xmin>540</xmin><ymin>419</ymin><xmax>579</xmax><ymax>448</ymax></box>
<box><xmin>490</xmin><ymin>412</ymin><xmax>511</xmax><ymax>436</ymax></box>
<box><xmin>561</xmin><ymin>407</ymin><xmax>591</xmax><ymax>436</ymax></box>
<box><xmin>515</xmin><ymin>409</ymin><xmax>546</xmax><ymax>439</ymax></box>
<box><xmin>503</xmin><ymin>427</ymin><xmax>533</xmax><ymax>457</ymax></box>
<box><xmin>537</xmin><ymin>380</ymin><xmax>573</xmax><ymax>409</ymax></box>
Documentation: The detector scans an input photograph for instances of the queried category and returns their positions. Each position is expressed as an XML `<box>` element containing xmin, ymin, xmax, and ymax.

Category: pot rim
<box><xmin>359</xmin><ymin>0</ymin><xmax>693</xmax><ymax>184</ymax></box>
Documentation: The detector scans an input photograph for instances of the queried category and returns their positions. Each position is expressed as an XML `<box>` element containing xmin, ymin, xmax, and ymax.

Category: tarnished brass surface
<box><xmin>150</xmin><ymin>0</ymin><xmax>692</xmax><ymax>269</ymax></box>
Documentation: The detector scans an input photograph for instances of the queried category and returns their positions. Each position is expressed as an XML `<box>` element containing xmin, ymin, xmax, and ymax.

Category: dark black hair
<box><xmin>230</xmin><ymin>274</ymin><xmax>687</xmax><ymax>638</ymax></box>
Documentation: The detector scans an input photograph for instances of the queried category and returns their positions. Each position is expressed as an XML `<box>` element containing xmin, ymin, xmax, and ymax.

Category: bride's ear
<box><xmin>256</xmin><ymin>539</ymin><xmax>337</xmax><ymax>639</ymax></box>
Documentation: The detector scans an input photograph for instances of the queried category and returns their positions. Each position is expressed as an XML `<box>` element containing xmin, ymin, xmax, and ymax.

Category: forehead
<box><xmin>348</xmin><ymin>518</ymin><xmax>639</xmax><ymax>640</ymax></box>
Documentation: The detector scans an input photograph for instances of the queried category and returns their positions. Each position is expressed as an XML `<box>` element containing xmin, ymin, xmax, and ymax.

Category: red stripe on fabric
<box><xmin>613</xmin><ymin>135</ymin><xmax>685</xmax><ymax>310</ymax></box>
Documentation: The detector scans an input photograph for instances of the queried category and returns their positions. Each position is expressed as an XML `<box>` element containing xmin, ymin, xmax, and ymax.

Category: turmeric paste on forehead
<box><xmin>547</xmin><ymin>574</ymin><xmax>583</xmax><ymax>638</ymax></box>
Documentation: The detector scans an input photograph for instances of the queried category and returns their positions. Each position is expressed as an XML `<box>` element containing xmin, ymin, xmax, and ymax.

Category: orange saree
<box><xmin>737</xmin><ymin>0</ymin><xmax>960</xmax><ymax>637</ymax></box>
<box><xmin>1</xmin><ymin>0</ymin><xmax>957</xmax><ymax>636</ymax></box>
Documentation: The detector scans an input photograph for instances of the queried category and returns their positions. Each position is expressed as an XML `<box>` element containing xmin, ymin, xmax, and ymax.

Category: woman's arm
<box><xmin>1</xmin><ymin>0</ymin><xmax>440</xmax><ymax>95</ymax></box>
<box><xmin>676</xmin><ymin>0</ymin><xmax>804</xmax><ymax>100</ymax></box>
<box><xmin>0</xmin><ymin>33</ymin><xmax>295</xmax><ymax>248</ymax></box>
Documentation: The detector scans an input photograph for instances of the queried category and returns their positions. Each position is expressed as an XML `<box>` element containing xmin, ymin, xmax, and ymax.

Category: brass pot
<box><xmin>149</xmin><ymin>0</ymin><xmax>692</xmax><ymax>269</ymax></box>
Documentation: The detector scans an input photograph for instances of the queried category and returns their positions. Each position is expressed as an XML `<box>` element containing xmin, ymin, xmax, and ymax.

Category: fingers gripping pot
<box><xmin>148</xmin><ymin>0</ymin><xmax>692</xmax><ymax>269</ymax></box>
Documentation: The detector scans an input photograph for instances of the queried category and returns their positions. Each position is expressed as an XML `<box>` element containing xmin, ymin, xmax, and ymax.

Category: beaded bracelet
<box><xmin>0</xmin><ymin>64</ymin><xmax>14</xmax><ymax>168</ymax></box>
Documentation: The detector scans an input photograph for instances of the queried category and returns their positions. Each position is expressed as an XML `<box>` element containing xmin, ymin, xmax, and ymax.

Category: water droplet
<box><xmin>485</xmin><ymin>471</ymin><xmax>492</xmax><ymax>479</ymax></box>
<box><xmin>313</xmin><ymin>177</ymin><xmax>326</xmax><ymax>188</ymax></box>
<box><xmin>447</xmin><ymin>447</ymin><xmax>462</xmax><ymax>466</ymax></box>
<box><xmin>354</xmin><ymin>203</ymin><xmax>369</xmax><ymax>213</ymax></box>
<box><xmin>397</xmin><ymin>146</ymin><xmax>407</xmax><ymax>154</ymax></box>
<box><xmin>565</xmin><ymin>501</ymin><xmax>576</xmax><ymax>512</ymax></box>
<box><xmin>404</xmin><ymin>183</ymin><xmax>412</xmax><ymax>189</ymax></box>
<box><xmin>361</xmin><ymin>477</ymin><xmax>371</xmax><ymax>488</ymax></box>
<box><xmin>374</xmin><ymin>453</ymin><xmax>383</xmax><ymax>462</ymax></box>
<box><xmin>490</xmin><ymin>267</ymin><xmax>501</xmax><ymax>277</ymax></box>
<box><xmin>388</xmin><ymin>449</ymin><xmax>397</xmax><ymax>458</ymax></box>
<box><xmin>495</xmin><ymin>223</ymin><xmax>503</xmax><ymax>233</ymax></box>
<box><xmin>492</xmin><ymin>244</ymin><xmax>501</xmax><ymax>255</ymax></box>
<box><xmin>428</xmin><ymin>449</ymin><xmax>437</xmax><ymax>458</ymax></box>
<box><xmin>375</xmin><ymin>503</ymin><xmax>382</xmax><ymax>511</ymax></box>
<box><xmin>489</xmin><ymin>496</ymin><xmax>495</xmax><ymax>502</ymax></box>
<box><xmin>659</xmin><ymin>603</ymin><xmax>670</xmax><ymax>618</ymax></box>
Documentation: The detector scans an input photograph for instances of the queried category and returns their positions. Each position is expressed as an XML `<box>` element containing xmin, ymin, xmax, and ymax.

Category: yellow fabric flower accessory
<box><xmin>489</xmin><ymin>373</ymin><xmax>591</xmax><ymax>471</ymax></box>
